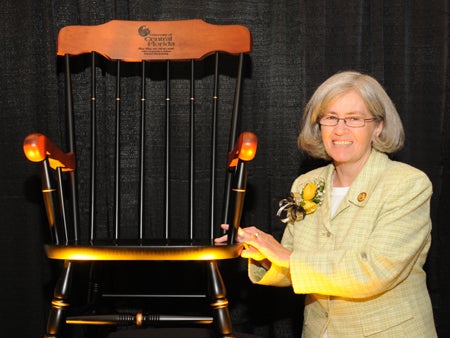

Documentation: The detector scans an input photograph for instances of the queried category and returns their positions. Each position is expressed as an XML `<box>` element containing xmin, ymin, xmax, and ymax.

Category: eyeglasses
<box><xmin>318</xmin><ymin>116</ymin><xmax>379</xmax><ymax>128</ymax></box>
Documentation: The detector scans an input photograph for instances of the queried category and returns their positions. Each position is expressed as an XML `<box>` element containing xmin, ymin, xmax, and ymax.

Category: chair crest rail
<box><xmin>57</xmin><ymin>19</ymin><xmax>252</xmax><ymax>61</ymax></box>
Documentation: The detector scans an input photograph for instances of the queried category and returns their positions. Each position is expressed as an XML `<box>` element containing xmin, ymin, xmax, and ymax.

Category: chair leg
<box><xmin>207</xmin><ymin>261</ymin><xmax>234</xmax><ymax>338</ymax></box>
<box><xmin>45</xmin><ymin>261</ymin><xmax>73</xmax><ymax>338</ymax></box>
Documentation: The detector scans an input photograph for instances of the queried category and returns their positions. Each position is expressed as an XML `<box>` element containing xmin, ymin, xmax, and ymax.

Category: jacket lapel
<box><xmin>330</xmin><ymin>149</ymin><xmax>389</xmax><ymax>220</ymax></box>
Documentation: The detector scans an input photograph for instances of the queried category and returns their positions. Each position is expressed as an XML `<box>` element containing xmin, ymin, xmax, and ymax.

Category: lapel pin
<box><xmin>357</xmin><ymin>192</ymin><xmax>367</xmax><ymax>202</ymax></box>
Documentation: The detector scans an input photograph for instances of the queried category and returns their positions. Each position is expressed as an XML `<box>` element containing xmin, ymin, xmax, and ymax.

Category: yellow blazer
<box><xmin>249</xmin><ymin>149</ymin><xmax>437</xmax><ymax>337</ymax></box>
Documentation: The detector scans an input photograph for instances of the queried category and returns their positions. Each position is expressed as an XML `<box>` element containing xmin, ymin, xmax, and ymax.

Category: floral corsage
<box><xmin>277</xmin><ymin>178</ymin><xmax>325</xmax><ymax>223</ymax></box>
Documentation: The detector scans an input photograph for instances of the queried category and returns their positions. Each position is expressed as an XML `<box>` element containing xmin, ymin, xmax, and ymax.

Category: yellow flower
<box><xmin>277</xmin><ymin>178</ymin><xmax>325</xmax><ymax>223</ymax></box>
<box><xmin>302</xmin><ymin>182</ymin><xmax>317</xmax><ymax>200</ymax></box>
<box><xmin>301</xmin><ymin>200</ymin><xmax>317</xmax><ymax>214</ymax></box>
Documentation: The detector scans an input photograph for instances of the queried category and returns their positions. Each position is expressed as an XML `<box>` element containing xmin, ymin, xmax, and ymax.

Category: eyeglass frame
<box><xmin>318</xmin><ymin>115</ymin><xmax>380</xmax><ymax>128</ymax></box>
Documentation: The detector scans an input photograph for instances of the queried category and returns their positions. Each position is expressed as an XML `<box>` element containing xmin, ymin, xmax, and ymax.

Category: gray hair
<box><xmin>298</xmin><ymin>71</ymin><xmax>404</xmax><ymax>160</ymax></box>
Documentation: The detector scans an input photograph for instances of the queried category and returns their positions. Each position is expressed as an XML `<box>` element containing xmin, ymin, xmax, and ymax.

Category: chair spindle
<box><xmin>189</xmin><ymin>59</ymin><xmax>195</xmax><ymax>240</ymax></box>
<box><xmin>209</xmin><ymin>52</ymin><xmax>220</xmax><ymax>239</ymax></box>
<box><xmin>90</xmin><ymin>51</ymin><xmax>97</xmax><ymax>242</ymax></box>
<box><xmin>165</xmin><ymin>60</ymin><xmax>171</xmax><ymax>239</ymax></box>
<box><xmin>64</xmin><ymin>54</ymin><xmax>79</xmax><ymax>242</ymax></box>
<box><xmin>114</xmin><ymin>60</ymin><xmax>121</xmax><ymax>240</ymax></box>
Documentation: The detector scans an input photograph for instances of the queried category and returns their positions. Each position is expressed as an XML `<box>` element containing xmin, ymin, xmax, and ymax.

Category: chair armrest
<box><xmin>23</xmin><ymin>133</ymin><xmax>76</xmax><ymax>171</ymax></box>
<box><xmin>226</xmin><ymin>131</ymin><xmax>258</xmax><ymax>244</ymax></box>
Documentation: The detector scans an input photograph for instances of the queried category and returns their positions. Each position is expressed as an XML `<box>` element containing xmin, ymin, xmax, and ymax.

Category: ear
<box><xmin>373</xmin><ymin>120</ymin><xmax>383</xmax><ymax>138</ymax></box>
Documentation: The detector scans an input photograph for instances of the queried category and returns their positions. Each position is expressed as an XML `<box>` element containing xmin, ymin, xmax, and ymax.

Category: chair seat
<box><xmin>45</xmin><ymin>241</ymin><xmax>243</xmax><ymax>261</ymax></box>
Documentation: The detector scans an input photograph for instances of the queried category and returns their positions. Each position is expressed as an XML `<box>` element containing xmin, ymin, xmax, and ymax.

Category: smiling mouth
<box><xmin>333</xmin><ymin>141</ymin><xmax>352</xmax><ymax>145</ymax></box>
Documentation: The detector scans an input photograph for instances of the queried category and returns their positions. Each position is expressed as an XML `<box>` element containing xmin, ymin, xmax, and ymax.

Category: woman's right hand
<box><xmin>215</xmin><ymin>224</ymin><xmax>291</xmax><ymax>269</ymax></box>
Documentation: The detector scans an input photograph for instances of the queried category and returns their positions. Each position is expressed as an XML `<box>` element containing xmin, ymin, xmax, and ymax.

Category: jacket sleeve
<box><xmin>247</xmin><ymin>222</ymin><xmax>294</xmax><ymax>286</ymax></box>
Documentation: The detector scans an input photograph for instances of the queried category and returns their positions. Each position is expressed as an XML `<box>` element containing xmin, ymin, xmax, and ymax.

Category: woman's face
<box><xmin>320</xmin><ymin>90</ymin><xmax>383</xmax><ymax>168</ymax></box>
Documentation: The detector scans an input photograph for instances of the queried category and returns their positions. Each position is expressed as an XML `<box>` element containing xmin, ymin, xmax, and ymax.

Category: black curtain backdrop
<box><xmin>0</xmin><ymin>1</ymin><xmax>448</xmax><ymax>337</ymax></box>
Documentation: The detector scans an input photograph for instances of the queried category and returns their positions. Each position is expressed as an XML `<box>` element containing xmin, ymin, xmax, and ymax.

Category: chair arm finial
<box><xmin>227</xmin><ymin>131</ymin><xmax>258</xmax><ymax>168</ymax></box>
<box><xmin>23</xmin><ymin>133</ymin><xmax>76</xmax><ymax>171</ymax></box>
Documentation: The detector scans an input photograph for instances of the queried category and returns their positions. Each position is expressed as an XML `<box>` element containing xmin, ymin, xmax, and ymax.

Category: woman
<box><xmin>216</xmin><ymin>71</ymin><xmax>437</xmax><ymax>337</ymax></box>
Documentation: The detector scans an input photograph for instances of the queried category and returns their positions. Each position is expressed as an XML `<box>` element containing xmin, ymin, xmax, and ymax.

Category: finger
<box><xmin>241</xmin><ymin>249</ymin><xmax>266</xmax><ymax>261</ymax></box>
<box><xmin>240</xmin><ymin>228</ymin><xmax>256</xmax><ymax>242</ymax></box>
<box><xmin>241</xmin><ymin>245</ymin><xmax>266</xmax><ymax>261</ymax></box>
<box><xmin>241</xmin><ymin>226</ymin><xmax>264</xmax><ymax>241</ymax></box>
<box><xmin>220</xmin><ymin>223</ymin><xmax>230</xmax><ymax>231</ymax></box>
<box><xmin>214</xmin><ymin>234</ymin><xmax>228</xmax><ymax>243</ymax></box>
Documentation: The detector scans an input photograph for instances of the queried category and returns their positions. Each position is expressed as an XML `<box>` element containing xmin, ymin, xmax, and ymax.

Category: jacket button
<box><xmin>357</xmin><ymin>192</ymin><xmax>367</xmax><ymax>202</ymax></box>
